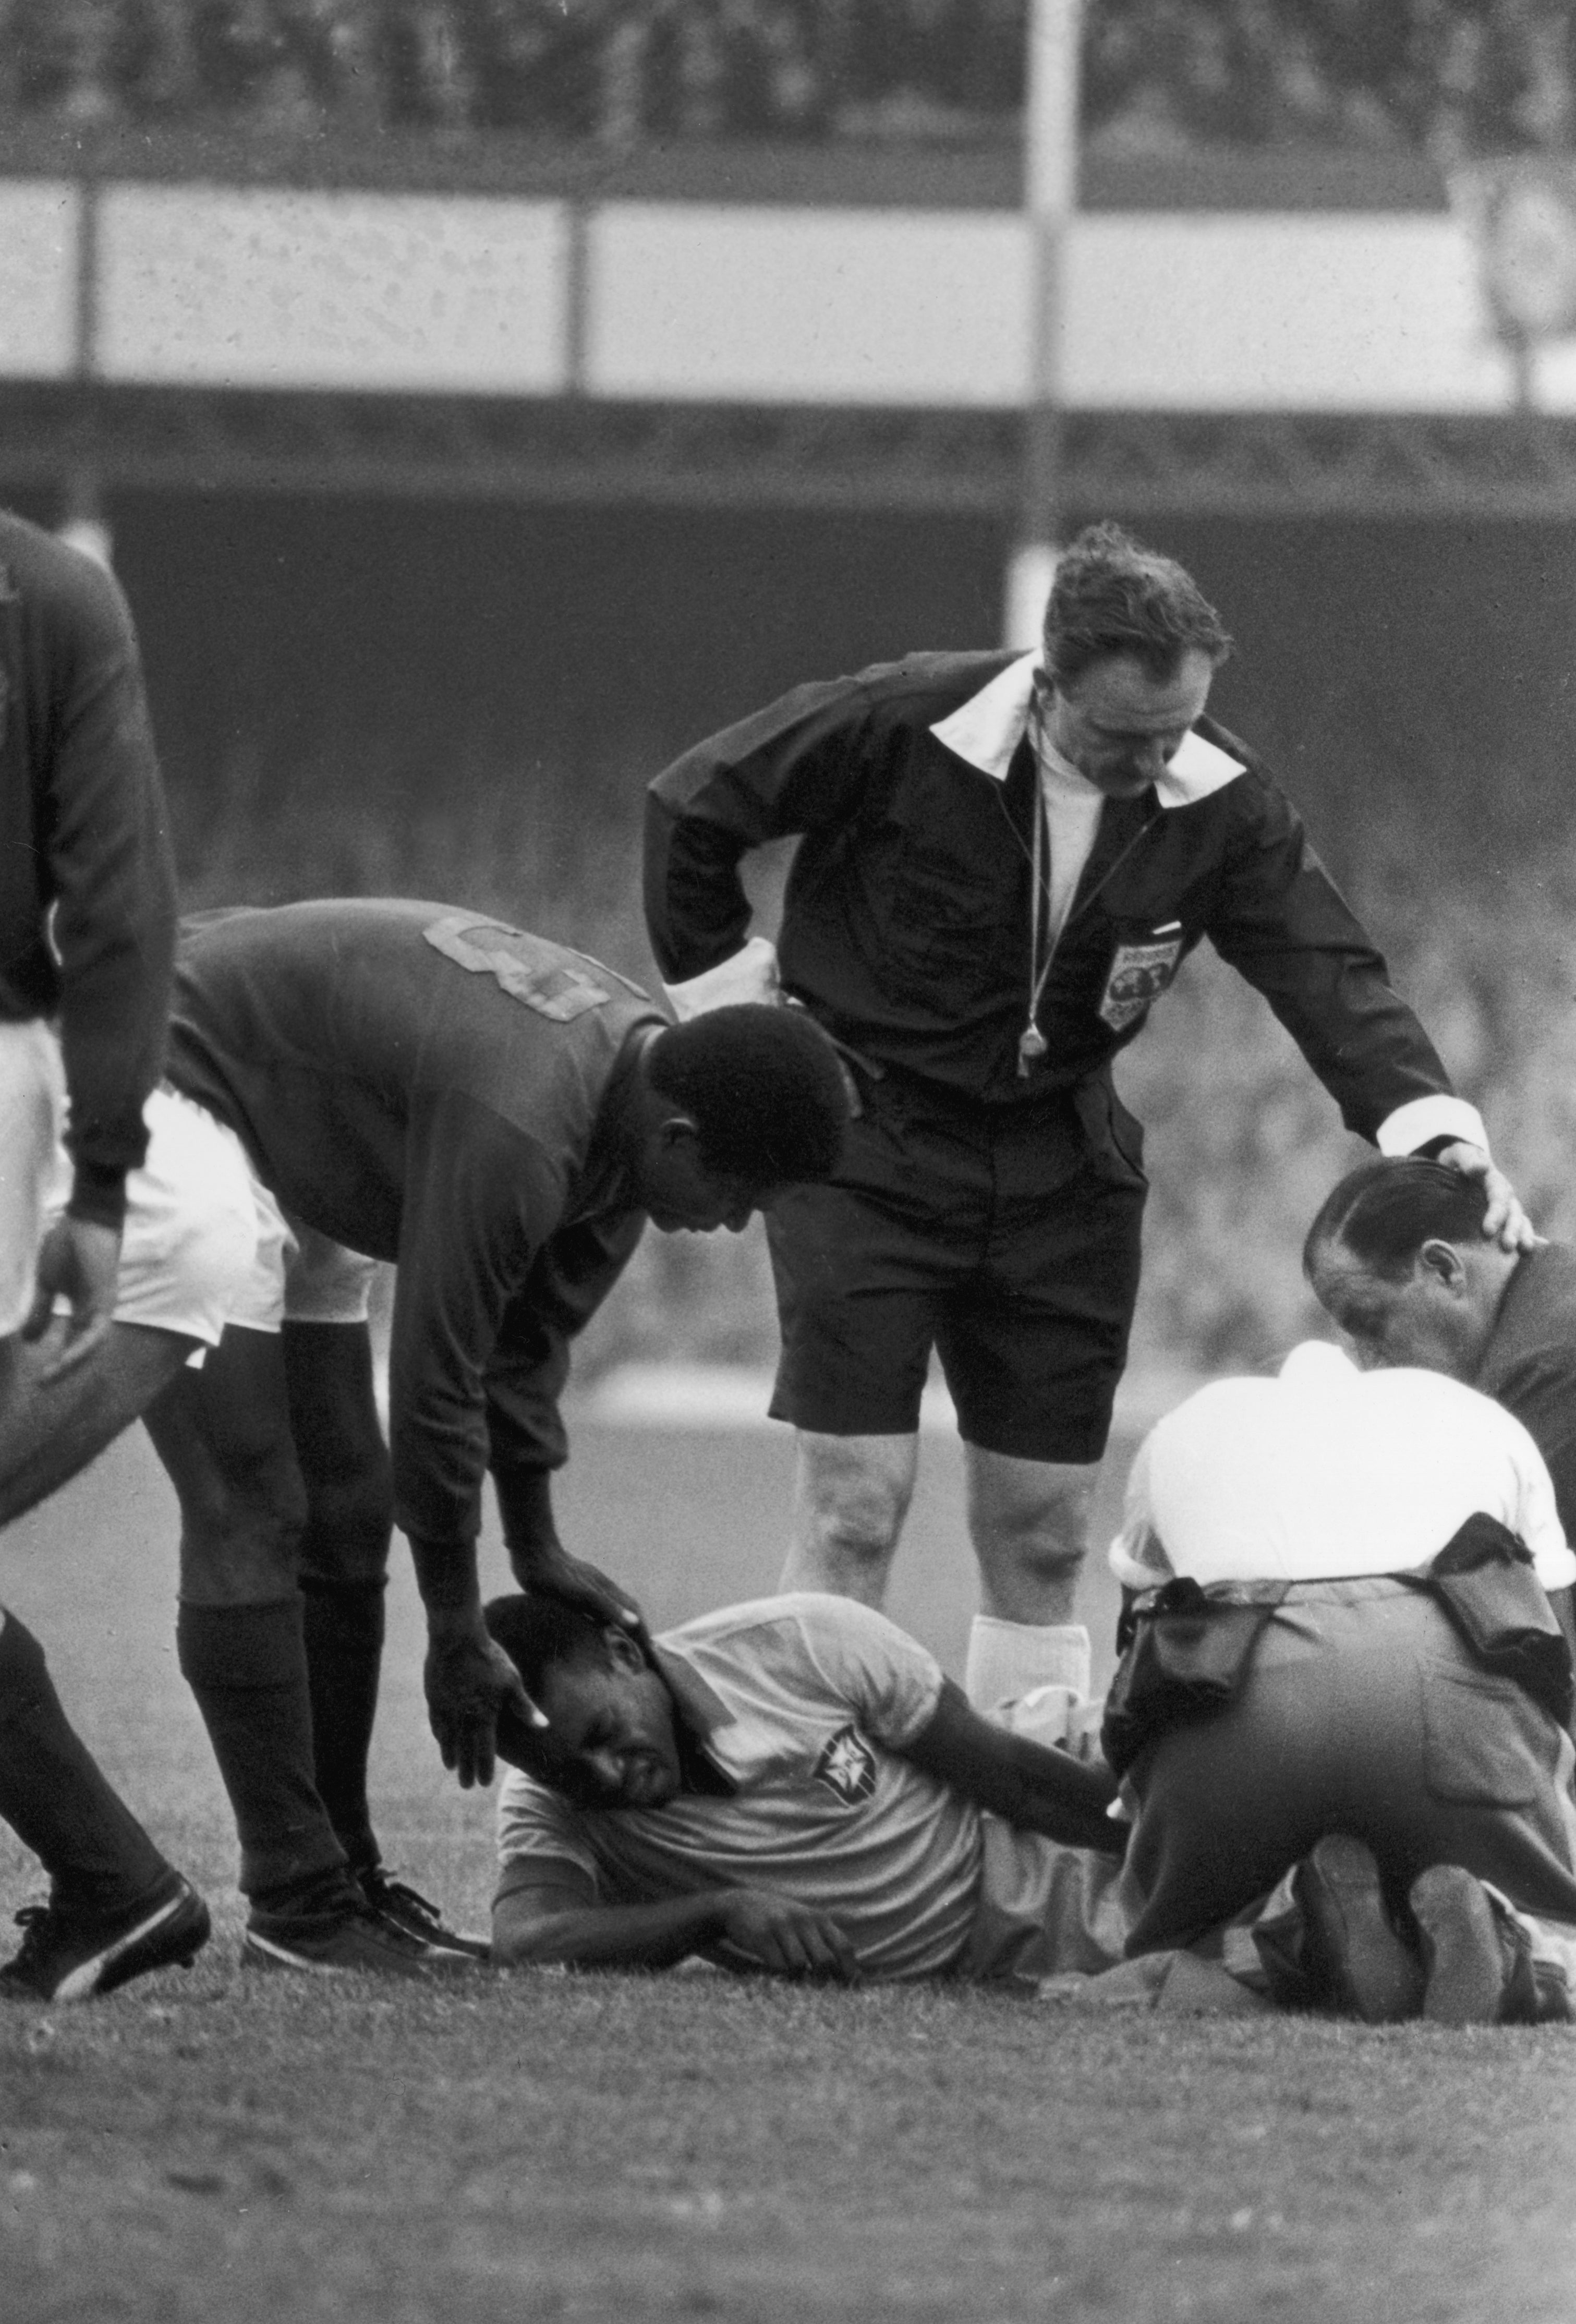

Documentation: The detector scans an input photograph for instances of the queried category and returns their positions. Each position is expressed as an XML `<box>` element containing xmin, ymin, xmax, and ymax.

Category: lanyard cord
<box><xmin>1018</xmin><ymin>692</ymin><xmax>1057</xmax><ymax>1074</ymax></box>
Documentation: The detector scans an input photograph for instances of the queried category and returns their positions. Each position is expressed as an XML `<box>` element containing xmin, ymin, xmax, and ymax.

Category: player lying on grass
<box><xmin>1087</xmin><ymin>1333</ymin><xmax>1576</xmax><ymax>2026</ymax></box>
<box><xmin>487</xmin><ymin>1591</ymin><xmax>1127</xmax><ymax>1983</ymax></box>
<box><xmin>0</xmin><ymin>899</ymin><xmax>848</xmax><ymax>1981</ymax></box>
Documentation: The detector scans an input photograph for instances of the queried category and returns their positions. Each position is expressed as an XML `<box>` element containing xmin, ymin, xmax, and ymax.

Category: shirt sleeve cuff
<box><xmin>1375</xmin><ymin>1095</ymin><xmax>1489</xmax><ymax>1158</ymax></box>
<box><xmin>662</xmin><ymin>937</ymin><xmax>780</xmax><ymax>1022</ymax></box>
<box><xmin>66</xmin><ymin>1160</ymin><xmax>128</xmax><ymax>1232</ymax></box>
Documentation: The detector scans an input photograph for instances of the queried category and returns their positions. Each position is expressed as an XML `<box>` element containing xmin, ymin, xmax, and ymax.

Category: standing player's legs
<box><xmin>278</xmin><ymin>1236</ymin><xmax>485</xmax><ymax>1952</ymax></box>
<box><xmin>284</xmin><ymin>1315</ymin><xmax>392</xmax><ymax>1885</ymax></box>
<box><xmin>142</xmin><ymin>1186</ymin><xmax>465</xmax><ymax>1976</ymax></box>
<box><xmin>144</xmin><ymin>1322</ymin><xmax>357</xmax><ymax>1920</ymax></box>
<box><xmin>0</xmin><ymin>1043</ymin><xmax>221</xmax><ymax>2000</ymax></box>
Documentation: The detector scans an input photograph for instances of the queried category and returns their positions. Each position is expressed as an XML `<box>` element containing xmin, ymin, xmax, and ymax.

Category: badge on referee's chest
<box><xmin>1098</xmin><ymin>928</ymin><xmax>1184</xmax><ymax>1032</ymax></box>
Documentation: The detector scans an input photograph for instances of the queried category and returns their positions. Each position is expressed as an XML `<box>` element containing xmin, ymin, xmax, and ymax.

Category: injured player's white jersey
<box><xmin>495</xmin><ymin>1594</ymin><xmax>984</xmax><ymax>1979</ymax></box>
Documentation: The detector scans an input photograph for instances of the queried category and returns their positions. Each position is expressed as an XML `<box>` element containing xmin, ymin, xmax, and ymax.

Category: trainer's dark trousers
<box><xmin>1120</xmin><ymin>1578</ymin><xmax>1576</xmax><ymax>1957</ymax></box>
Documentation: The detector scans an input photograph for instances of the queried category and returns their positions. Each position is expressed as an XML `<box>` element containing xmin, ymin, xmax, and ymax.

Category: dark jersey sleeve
<box><xmin>43</xmin><ymin>550</ymin><xmax>177</xmax><ymax>1224</ymax></box>
<box><xmin>643</xmin><ymin>674</ymin><xmax>879</xmax><ymax>982</ymax></box>
<box><xmin>483</xmin><ymin>1206</ymin><xmax>649</xmax><ymax>1499</ymax></box>
<box><xmin>1203</xmin><ymin>774</ymin><xmax>1454</xmax><ymax>1141</ymax></box>
<box><xmin>387</xmin><ymin>1090</ymin><xmax>573</xmax><ymax>1550</ymax></box>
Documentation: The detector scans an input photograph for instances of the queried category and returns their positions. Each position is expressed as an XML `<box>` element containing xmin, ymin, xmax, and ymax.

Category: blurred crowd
<box><xmin>3</xmin><ymin>1</ymin><xmax>1575</xmax><ymax>156</ymax></box>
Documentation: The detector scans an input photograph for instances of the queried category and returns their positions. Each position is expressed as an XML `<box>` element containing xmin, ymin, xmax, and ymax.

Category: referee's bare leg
<box><xmin>781</xmin><ymin>1431</ymin><xmax>1095</xmax><ymax>1725</ymax></box>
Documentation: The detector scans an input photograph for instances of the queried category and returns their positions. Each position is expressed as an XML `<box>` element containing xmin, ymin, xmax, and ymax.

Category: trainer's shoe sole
<box><xmin>1410</xmin><ymin>1865</ymin><xmax>1510</xmax><ymax>2025</ymax></box>
<box><xmin>1295</xmin><ymin>1835</ymin><xmax>1423</xmax><ymax>2024</ymax></box>
<box><xmin>3</xmin><ymin>1881</ymin><xmax>211</xmax><ymax>2005</ymax></box>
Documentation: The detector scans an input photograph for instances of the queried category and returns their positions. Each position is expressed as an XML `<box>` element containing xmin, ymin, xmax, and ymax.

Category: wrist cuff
<box><xmin>66</xmin><ymin>1159</ymin><xmax>128</xmax><ymax>1232</ymax></box>
<box><xmin>662</xmin><ymin>937</ymin><xmax>779</xmax><ymax>1021</ymax></box>
<box><xmin>1375</xmin><ymin>1095</ymin><xmax>1488</xmax><ymax>1158</ymax></box>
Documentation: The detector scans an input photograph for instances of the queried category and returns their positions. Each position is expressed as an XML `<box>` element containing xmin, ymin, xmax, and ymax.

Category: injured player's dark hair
<box><xmin>487</xmin><ymin>1593</ymin><xmax>610</xmax><ymax>1708</ymax></box>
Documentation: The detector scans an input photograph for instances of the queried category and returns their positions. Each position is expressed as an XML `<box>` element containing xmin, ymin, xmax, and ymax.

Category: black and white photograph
<box><xmin>1</xmin><ymin>6</ymin><xmax>1574</xmax><ymax>2319</ymax></box>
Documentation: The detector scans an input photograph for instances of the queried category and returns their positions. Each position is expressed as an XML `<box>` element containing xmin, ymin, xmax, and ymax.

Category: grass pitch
<box><xmin>2</xmin><ymin>1424</ymin><xmax>1574</xmax><ymax>2324</ymax></box>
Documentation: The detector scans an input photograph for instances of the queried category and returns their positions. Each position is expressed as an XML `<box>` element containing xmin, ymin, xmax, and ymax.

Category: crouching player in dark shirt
<box><xmin>147</xmin><ymin>900</ymin><xmax>850</xmax><ymax>1978</ymax></box>
<box><xmin>487</xmin><ymin>1591</ymin><xmax>1127</xmax><ymax>1984</ymax></box>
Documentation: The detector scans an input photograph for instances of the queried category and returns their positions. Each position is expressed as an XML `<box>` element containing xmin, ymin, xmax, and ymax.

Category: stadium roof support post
<box><xmin>60</xmin><ymin>163</ymin><xmax>112</xmax><ymax>572</ymax></box>
<box><xmin>1004</xmin><ymin>0</ymin><xmax>1082</xmax><ymax>650</ymax></box>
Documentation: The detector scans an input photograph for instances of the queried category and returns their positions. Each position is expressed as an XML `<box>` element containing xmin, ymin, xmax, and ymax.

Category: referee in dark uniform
<box><xmin>644</xmin><ymin>522</ymin><xmax>1528</xmax><ymax>1729</ymax></box>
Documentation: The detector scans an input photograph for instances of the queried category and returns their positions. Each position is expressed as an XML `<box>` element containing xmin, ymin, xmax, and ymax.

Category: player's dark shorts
<box><xmin>765</xmin><ymin>1071</ymin><xmax>1147</xmax><ymax>1464</ymax></box>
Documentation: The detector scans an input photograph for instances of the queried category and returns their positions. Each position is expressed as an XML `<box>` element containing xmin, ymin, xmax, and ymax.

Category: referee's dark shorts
<box><xmin>764</xmin><ymin>1070</ymin><xmax>1147</xmax><ymax>1464</ymax></box>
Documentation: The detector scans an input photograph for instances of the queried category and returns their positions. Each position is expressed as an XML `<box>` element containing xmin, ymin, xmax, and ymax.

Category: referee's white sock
<box><xmin>965</xmin><ymin>1615</ymin><xmax>1091</xmax><ymax>1728</ymax></box>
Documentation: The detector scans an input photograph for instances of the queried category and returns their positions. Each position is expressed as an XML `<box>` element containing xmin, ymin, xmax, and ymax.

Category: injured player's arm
<box><xmin>491</xmin><ymin>1862</ymin><xmax>860</xmax><ymax>1980</ymax></box>
<box><xmin>894</xmin><ymin>1680</ymin><xmax>1126</xmax><ymax>1854</ymax></box>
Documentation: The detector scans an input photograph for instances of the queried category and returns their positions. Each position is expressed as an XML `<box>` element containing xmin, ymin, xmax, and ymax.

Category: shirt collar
<box><xmin>653</xmin><ymin>1641</ymin><xmax>738</xmax><ymax>1796</ymax></box>
<box><xmin>927</xmin><ymin>650</ymin><xmax>1249</xmax><ymax>810</ymax></box>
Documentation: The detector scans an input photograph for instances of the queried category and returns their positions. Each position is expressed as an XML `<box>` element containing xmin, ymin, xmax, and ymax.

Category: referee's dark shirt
<box><xmin>646</xmin><ymin>650</ymin><xmax>1457</xmax><ymax>1140</ymax></box>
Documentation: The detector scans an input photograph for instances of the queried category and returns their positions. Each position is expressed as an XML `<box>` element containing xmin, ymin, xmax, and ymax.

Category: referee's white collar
<box><xmin>928</xmin><ymin>650</ymin><xmax>1248</xmax><ymax>808</ymax></box>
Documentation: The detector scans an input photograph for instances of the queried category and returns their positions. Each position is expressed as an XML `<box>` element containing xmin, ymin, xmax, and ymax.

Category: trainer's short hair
<box><xmin>647</xmin><ymin>1004</ymin><xmax>848</xmax><ymax>1184</ymax></box>
<box><xmin>1042</xmin><ymin>522</ymin><xmax>1233</xmax><ymax>690</ymax></box>
<box><xmin>1303</xmin><ymin>1157</ymin><xmax>1489</xmax><ymax>1284</ymax></box>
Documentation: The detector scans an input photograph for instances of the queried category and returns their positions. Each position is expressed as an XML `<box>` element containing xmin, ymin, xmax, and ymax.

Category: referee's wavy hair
<box><xmin>647</xmin><ymin>1004</ymin><xmax>849</xmax><ymax>1185</ymax></box>
<box><xmin>1303</xmin><ymin>1157</ymin><xmax>1489</xmax><ymax>1284</ymax></box>
<box><xmin>1042</xmin><ymin>522</ymin><xmax>1233</xmax><ymax>689</ymax></box>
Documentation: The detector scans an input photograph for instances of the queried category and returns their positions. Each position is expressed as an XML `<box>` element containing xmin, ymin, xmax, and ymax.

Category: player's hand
<box><xmin>713</xmin><ymin>1889</ymin><xmax>860</xmax><ymax>1982</ymax></box>
<box><xmin>22</xmin><ymin>1215</ymin><xmax>122</xmax><ymax>1379</ymax></box>
<box><xmin>520</xmin><ymin>1549</ymin><xmax>650</xmax><ymax>1650</ymax></box>
<box><xmin>424</xmin><ymin>1609</ymin><xmax>544</xmax><ymax>1789</ymax></box>
<box><xmin>1433</xmin><ymin>1142</ymin><xmax>1536</xmax><ymax>1254</ymax></box>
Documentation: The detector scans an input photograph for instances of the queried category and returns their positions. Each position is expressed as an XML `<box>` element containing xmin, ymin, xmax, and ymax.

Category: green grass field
<box><xmin>3</xmin><ymin>1420</ymin><xmax>1575</xmax><ymax>2324</ymax></box>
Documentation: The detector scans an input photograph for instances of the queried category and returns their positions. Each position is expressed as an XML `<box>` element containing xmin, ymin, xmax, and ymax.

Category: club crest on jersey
<box><xmin>813</xmin><ymin>1725</ymin><xmax>877</xmax><ymax>1804</ymax></box>
<box><xmin>1098</xmin><ymin>933</ymin><xmax>1184</xmax><ymax>1032</ymax></box>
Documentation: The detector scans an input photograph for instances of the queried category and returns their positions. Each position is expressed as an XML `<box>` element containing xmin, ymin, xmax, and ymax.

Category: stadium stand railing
<box><xmin>3</xmin><ymin>1</ymin><xmax>1575</xmax><ymax>159</ymax></box>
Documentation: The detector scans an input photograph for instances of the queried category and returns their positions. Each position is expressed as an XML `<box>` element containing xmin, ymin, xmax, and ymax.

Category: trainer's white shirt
<box><xmin>1111</xmin><ymin>1339</ymin><xmax>1576</xmax><ymax>1593</ymax></box>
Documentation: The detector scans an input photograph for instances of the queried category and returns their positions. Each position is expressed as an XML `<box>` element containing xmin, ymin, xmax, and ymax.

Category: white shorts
<box><xmin>0</xmin><ymin>1020</ymin><xmax>67</xmax><ymax>1337</ymax></box>
<box><xmin>0</xmin><ymin>1020</ymin><xmax>258</xmax><ymax>1348</ymax></box>
<box><xmin>0</xmin><ymin>1023</ymin><xmax>375</xmax><ymax>1347</ymax></box>
<box><xmin>224</xmin><ymin>1172</ymin><xmax>378</xmax><ymax>1336</ymax></box>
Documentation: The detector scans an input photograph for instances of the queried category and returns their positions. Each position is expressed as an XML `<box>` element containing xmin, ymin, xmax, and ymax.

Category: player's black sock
<box><xmin>176</xmin><ymin>1596</ymin><xmax>357</xmax><ymax>1916</ymax></box>
<box><xmin>299</xmin><ymin>1576</ymin><xmax>386</xmax><ymax>1877</ymax></box>
<box><xmin>0</xmin><ymin>1610</ymin><xmax>171</xmax><ymax>1914</ymax></box>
